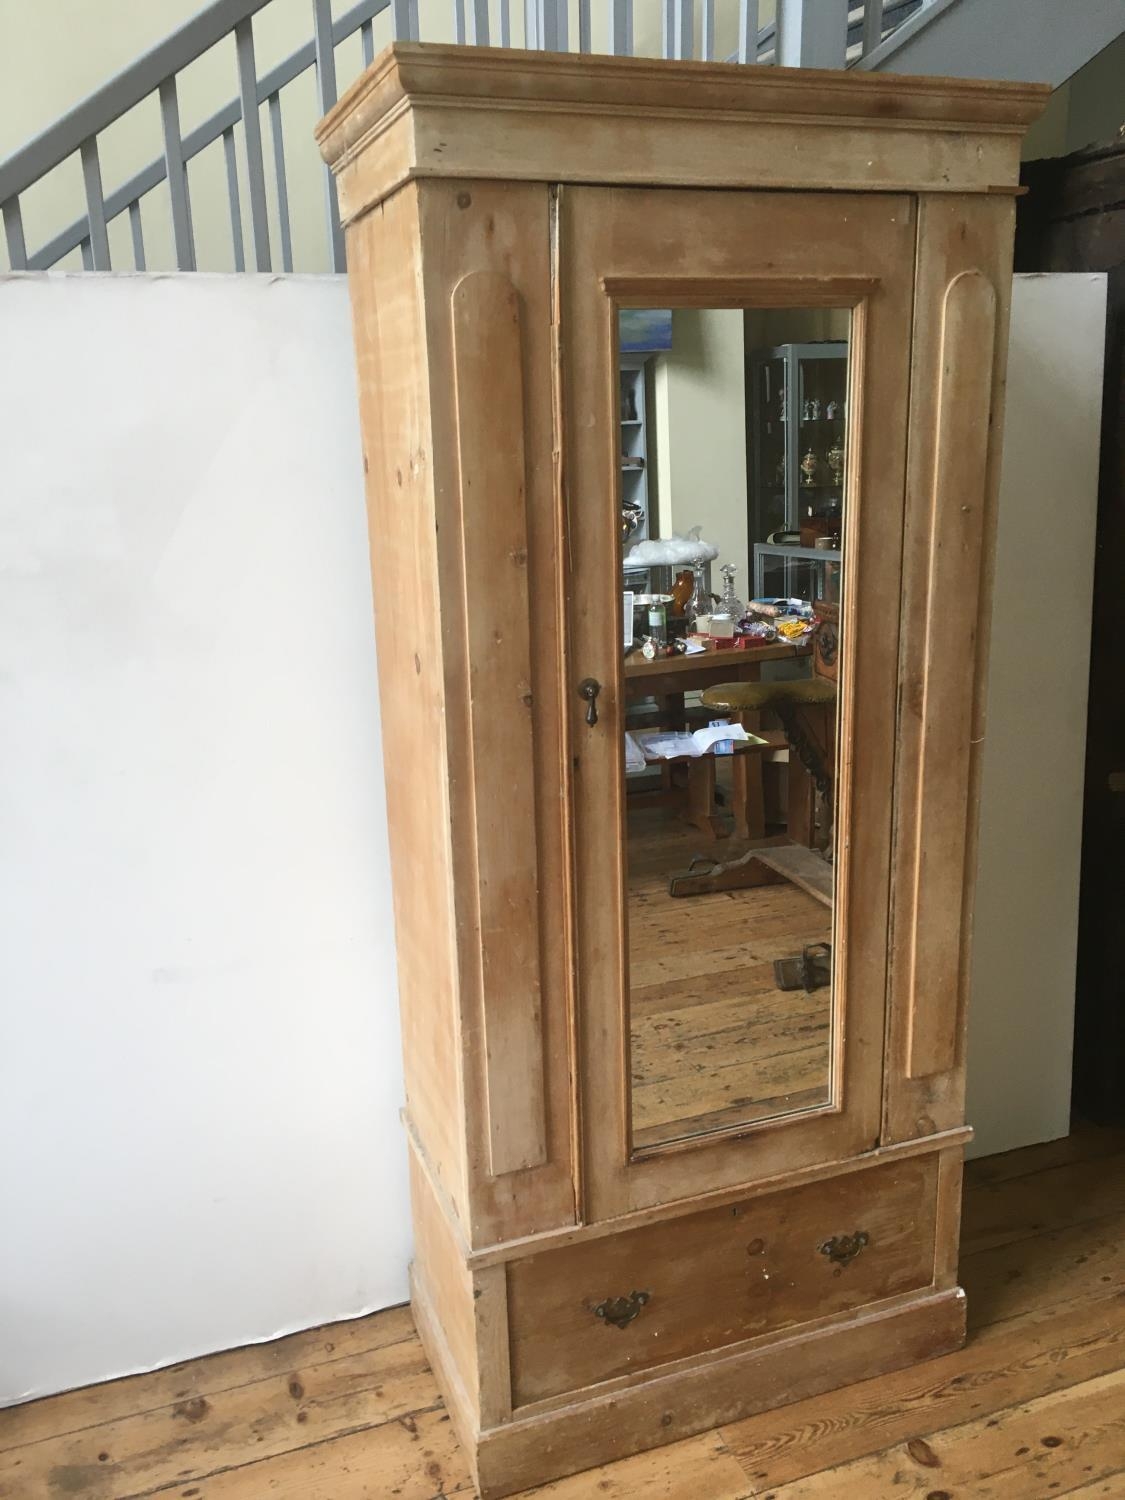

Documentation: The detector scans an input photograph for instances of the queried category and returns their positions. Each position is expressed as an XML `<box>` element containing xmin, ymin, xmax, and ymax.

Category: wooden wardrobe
<box><xmin>317</xmin><ymin>45</ymin><xmax>1046</xmax><ymax>1498</ymax></box>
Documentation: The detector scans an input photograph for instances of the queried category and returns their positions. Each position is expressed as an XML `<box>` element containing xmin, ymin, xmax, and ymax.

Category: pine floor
<box><xmin>627</xmin><ymin>803</ymin><xmax>833</xmax><ymax>1148</ymax></box>
<box><xmin>3</xmin><ymin>1125</ymin><xmax>1125</xmax><ymax>1498</ymax></box>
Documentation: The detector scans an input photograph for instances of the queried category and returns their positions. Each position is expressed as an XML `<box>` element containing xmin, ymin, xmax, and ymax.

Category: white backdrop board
<box><xmin>0</xmin><ymin>274</ymin><xmax>409</xmax><ymax>1404</ymax></box>
<box><xmin>966</xmin><ymin>272</ymin><xmax>1106</xmax><ymax>1159</ymax></box>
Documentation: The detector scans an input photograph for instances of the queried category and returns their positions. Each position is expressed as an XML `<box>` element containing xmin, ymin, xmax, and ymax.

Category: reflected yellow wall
<box><xmin>652</xmin><ymin>308</ymin><xmax>749</xmax><ymax>584</ymax></box>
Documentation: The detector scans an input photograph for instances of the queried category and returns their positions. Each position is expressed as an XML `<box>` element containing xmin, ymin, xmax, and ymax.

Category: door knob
<box><xmin>578</xmin><ymin>678</ymin><xmax>601</xmax><ymax>727</ymax></box>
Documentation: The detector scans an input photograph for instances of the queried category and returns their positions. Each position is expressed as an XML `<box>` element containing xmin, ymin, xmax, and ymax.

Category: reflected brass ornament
<box><xmin>818</xmin><ymin>1230</ymin><xmax>870</xmax><ymax>1267</ymax></box>
<box><xmin>593</xmin><ymin>1290</ymin><xmax>651</xmax><ymax>1329</ymax></box>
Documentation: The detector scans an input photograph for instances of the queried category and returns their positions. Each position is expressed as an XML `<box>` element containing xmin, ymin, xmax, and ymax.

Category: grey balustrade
<box><xmin>159</xmin><ymin>77</ymin><xmax>196</xmax><ymax>272</ymax></box>
<box><xmin>0</xmin><ymin>0</ymin><xmax>927</xmax><ymax>276</ymax></box>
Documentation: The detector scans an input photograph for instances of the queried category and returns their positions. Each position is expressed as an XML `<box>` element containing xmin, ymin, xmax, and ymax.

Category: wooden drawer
<box><xmin>507</xmin><ymin>1155</ymin><xmax>939</xmax><ymax>1407</ymax></box>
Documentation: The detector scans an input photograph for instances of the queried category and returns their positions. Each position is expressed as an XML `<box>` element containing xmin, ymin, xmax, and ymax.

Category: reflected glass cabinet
<box><xmin>749</xmin><ymin>340</ymin><xmax>847</xmax><ymax>601</ymax></box>
<box><xmin>318</xmin><ymin>45</ymin><xmax>1046</xmax><ymax>1500</ymax></box>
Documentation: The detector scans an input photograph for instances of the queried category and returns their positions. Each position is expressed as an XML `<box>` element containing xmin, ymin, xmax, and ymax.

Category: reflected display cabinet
<box><xmin>749</xmin><ymin>340</ymin><xmax>847</xmax><ymax>601</ymax></box>
<box><xmin>317</xmin><ymin>46</ymin><xmax>1046</xmax><ymax>1499</ymax></box>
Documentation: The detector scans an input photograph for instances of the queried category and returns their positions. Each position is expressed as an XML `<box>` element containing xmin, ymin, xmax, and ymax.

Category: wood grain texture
<box><xmin>451</xmin><ymin>269</ymin><xmax>546</xmax><ymax>1176</ymax></box>
<box><xmin>316</xmin><ymin>44</ymin><xmax>1047</xmax><ymax>221</ymax></box>
<box><xmin>476</xmin><ymin>1290</ymin><xmax>966</xmax><ymax>1498</ymax></box>
<box><xmin>561</xmin><ymin>185</ymin><xmax>915</xmax><ymax>1221</ymax></box>
<box><xmin>6</xmin><ymin>1133</ymin><xmax>1121</xmax><ymax>1500</ymax></box>
<box><xmin>343</xmin><ymin>186</ymin><xmax>469</xmax><ymax>1223</ymax></box>
<box><xmin>414</xmin><ymin>179</ymin><xmax>577</xmax><ymax>1247</ymax></box>
<box><xmin>507</xmin><ymin>1154</ymin><xmax>938</xmax><ymax>1407</ymax></box>
<box><xmin>759</xmin><ymin>1367</ymin><xmax>1125</xmax><ymax>1497</ymax></box>
<box><xmin>626</xmin><ymin>806</ymin><xmax>832</xmax><ymax>1150</ymax></box>
<box><xmin>463</xmin><ymin>1127</ymin><xmax>972</xmax><ymax>1270</ymax></box>
<box><xmin>905</xmin><ymin>269</ymin><xmax>998</xmax><ymax>1080</ymax></box>
<box><xmin>322</xmin><ymin>57</ymin><xmax>1039</xmax><ymax>1491</ymax></box>
<box><xmin>884</xmin><ymin>194</ymin><xmax>1020</xmax><ymax>1144</ymax></box>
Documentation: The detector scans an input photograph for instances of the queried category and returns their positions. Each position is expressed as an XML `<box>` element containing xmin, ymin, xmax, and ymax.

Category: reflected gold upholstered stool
<box><xmin>702</xmin><ymin>676</ymin><xmax>838</xmax><ymax>848</ymax></box>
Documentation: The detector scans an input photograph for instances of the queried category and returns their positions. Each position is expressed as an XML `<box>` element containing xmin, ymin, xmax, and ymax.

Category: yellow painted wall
<box><xmin>0</xmin><ymin>0</ymin><xmax>410</xmax><ymax>272</ymax></box>
<box><xmin>0</xmin><ymin>0</ymin><xmax>777</xmax><ymax>273</ymax></box>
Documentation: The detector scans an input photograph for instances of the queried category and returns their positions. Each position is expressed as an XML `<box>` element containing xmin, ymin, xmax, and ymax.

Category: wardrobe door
<box><xmin>559</xmin><ymin>186</ymin><xmax>917</xmax><ymax>1220</ymax></box>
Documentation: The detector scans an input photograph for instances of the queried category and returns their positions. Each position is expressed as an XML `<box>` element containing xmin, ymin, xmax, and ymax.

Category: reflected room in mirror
<box><xmin>620</xmin><ymin>306</ymin><xmax>850</xmax><ymax>1152</ymax></box>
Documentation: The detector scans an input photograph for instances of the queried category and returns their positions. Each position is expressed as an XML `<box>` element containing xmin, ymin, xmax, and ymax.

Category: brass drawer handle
<box><xmin>818</xmin><ymin>1230</ymin><xmax>870</xmax><ymax>1267</ymax></box>
<box><xmin>593</xmin><ymin>1291</ymin><xmax>650</xmax><ymax>1329</ymax></box>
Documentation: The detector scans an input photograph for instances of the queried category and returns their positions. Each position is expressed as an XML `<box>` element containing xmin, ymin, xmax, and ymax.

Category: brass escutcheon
<box><xmin>818</xmin><ymin>1230</ymin><xmax>870</xmax><ymax>1267</ymax></box>
<box><xmin>593</xmin><ymin>1290</ymin><xmax>650</xmax><ymax>1329</ymax></box>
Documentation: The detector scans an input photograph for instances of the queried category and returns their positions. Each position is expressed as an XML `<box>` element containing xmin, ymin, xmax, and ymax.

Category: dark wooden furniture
<box><xmin>1018</xmin><ymin>138</ymin><xmax>1125</xmax><ymax>1124</ymax></box>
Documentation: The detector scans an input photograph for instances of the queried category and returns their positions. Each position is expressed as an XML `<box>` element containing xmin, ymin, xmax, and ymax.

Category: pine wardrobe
<box><xmin>317</xmin><ymin>45</ymin><xmax>1046</xmax><ymax>1499</ymax></box>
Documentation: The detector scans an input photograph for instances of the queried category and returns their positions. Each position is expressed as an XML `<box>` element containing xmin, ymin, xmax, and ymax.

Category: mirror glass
<box><xmin>620</xmin><ymin>306</ymin><xmax>849</xmax><ymax>1152</ymax></box>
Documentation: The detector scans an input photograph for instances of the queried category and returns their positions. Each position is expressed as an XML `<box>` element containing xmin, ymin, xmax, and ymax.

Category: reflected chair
<box><xmin>701</xmin><ymin>676</ymin><xmax>837</xmax><ymax>850</ymax></box>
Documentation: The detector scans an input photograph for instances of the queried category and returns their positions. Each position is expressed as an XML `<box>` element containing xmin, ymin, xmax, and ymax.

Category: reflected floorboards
<box><xmin>627</xmin><ymin>802</ymin><xmax>833</xmax><ymax>1150</ymax></box>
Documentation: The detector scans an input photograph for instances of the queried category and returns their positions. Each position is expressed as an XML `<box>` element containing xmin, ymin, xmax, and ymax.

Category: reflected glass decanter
<box><xmin>687</xmin><ymin>561</ymin><xmax>712</xmax><ymax>625</ymax></box>
<box><xmin>717</xmin><ymin>563</ymin><xmax>744</xmax><ymax>622</ymax></box>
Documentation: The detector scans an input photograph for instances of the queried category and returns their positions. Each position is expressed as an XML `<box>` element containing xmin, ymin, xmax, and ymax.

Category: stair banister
<box><xmin>0</xmin><ymin>0</ymin><xmax>390</xmax><ymax>274</ymax></box>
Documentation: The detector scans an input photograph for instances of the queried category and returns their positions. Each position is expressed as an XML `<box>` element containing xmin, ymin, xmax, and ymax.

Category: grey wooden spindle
<box><xmin>360</xmin><ymin>18</ymin><xmax>375</xmax><ymax>64</ymax></box>
<box><xmin>701</xmin><ymin>0</ymin><xmax>715</xmax><ymax>59</ymax></box>
<box><xmin>159</xmin><ymin>77</ymin><xmax>196</xmax><ymax>271</ymax></box>
<box><xmin>268</xmin><ymin>93</ymin><xmax>294</xmax><ymax>273</ymax></box>
<box><xmin>665</xmin><ymin>0</ymin><xmax>693</xmax><ymax>60</ymax></box>
<box><xmin>235</xmin><ymin>19</ymin><xmax>271</xmax><ymax>271</ymax></box>
<box><xmin>526</xmin><ymin>0</ymin><xmax>566</xmax><ymax>50</ymax></box>
<box><xmin>578</xmin><ymin>0</ymin><xmax>591</xmax><ymax>51</ymax></box>
<box><xmin>2</xmin><ymin>197</ymin><xmax>28</xmax><ymax>270</ymax></box>
<box><xmin>222</xmin><ymin>125</ymin><xmax>246</xmax><ymax>272</ymax></box>
<box><xmin>737</xmin><ymin>0</ymin><xmax>760</xmax><ymax>62</ymax></box>
<box><xmin>128</xmin><ymin>199</ymin><xmax>146</xmax><ymax>270</ymax></box>
<box><xmin>79</xmin><ymin>138</ymin><xmax>111</xmax><ymax>270</ymax></box>
<box><xmin>310</xmin><ymin>0</ymin><xmax>345</xmax><ymax>272</ymax></box>
<box><xmin>499</xmin><ymin>0</ymin><xmax>511</xmax><ymax>46</ymax></box>
<box><xmin>391</xmin><ymin>0</ymin><xmax>420</xmax><ymax>38</ymax></box>
<box><xmin>468</xmin><ymin>0</ymin><xmax>489</xmax><ymax>42</ymax></box>
<box><xmin>862</xmin><ymin>0</ymin><xmax>885</xmax><ymax>56</ymax></box>
<box><xmin>608</xmin><ymin>0</ymin><xmax>633</xmax><ymax>54</ymax></box>
<box><xmin>80</xmin><ymin>237</ymin><xmax>93</xmax><ymax>270</ymax></box>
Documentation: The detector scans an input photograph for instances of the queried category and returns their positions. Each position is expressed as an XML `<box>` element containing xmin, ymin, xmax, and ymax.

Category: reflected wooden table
<box><xmin>623</xmin><ymin>639</ymin><xmax>812</xmax><ymax>704</ymax></box>
<box><xmin>624</xmin><ymin>641</ymin><xmax>812</xmax><ymax>838</ymax></box>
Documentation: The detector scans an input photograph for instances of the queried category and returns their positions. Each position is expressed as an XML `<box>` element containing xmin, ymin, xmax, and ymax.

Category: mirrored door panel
<box><xmin>561</xmin><ymin>187</ymin><xmax>916</xmax><ymax>1219</ymax></box>
<box><xmin>622</xmin><ymin>306</ymin><xmax>850</xmax><ymax>1152</ymax></box>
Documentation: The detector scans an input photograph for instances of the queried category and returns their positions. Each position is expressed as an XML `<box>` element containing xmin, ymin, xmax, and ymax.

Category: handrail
<box><xmin>0</xmin><ymin>0</ymin><xmax>274</xmax><ymax>208</ymax></box>
<box><xmin>1</xmin><ymin>0</ymin><xmax>931</xmax><ymax>275</ymax></box>
<box><xmin>7</xmin><ymin>0</ymin><xmax>388</xmax><ymax>273</ymax></box>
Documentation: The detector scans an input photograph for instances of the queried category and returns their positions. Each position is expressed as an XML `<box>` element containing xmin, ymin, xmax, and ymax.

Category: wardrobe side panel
<box><xmin>416</xmin><ymin>180</ymin><xmax>579</xmax><ymax>1247</ymax></box>
<box><xmin>344</xmin><ymin>188</ymin><xmax>469</xmax><ymax>1220</ymax></box>
<box><xmin>885</xmin><ymin>194</ymin><xmax>1018</xmax><ymax>1143</ymax></box>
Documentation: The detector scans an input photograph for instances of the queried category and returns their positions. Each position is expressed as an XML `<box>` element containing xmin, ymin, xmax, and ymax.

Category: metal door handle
<box><xmin>578</xmin><ymin>678</ymin><xmax>601</xmax><ymax>727</ymax></box>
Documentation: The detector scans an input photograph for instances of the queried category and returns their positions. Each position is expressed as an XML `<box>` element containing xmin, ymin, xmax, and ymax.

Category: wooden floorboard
<box><xmin>3</xmin><ymin>1132</ymin><xmax>1124</xmax><ymax>1499</ymax></box>
<box><xmin>627</xmin><ymin>804</ymin><xmax>832</xmax><ymax>1146</ymax></box>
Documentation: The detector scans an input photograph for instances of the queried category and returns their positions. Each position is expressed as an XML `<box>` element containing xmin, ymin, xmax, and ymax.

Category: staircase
<box><xmin>1</xmin><ymin>0</ymin><xmax>1119</xmax><ymax>277</ymax></box>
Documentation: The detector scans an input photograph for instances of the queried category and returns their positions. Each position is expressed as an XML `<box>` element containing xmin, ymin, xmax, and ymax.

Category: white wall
<box><xmin>0</xmin><ymin>274</ymin><xmax>409</xmax><ymax>1405</ymax></box>
<box><xmin>966</xmin><ymin>273</ymin><xmax>1106</xmax><ymax>1157</ymax></box>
